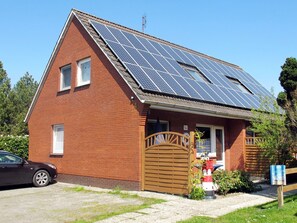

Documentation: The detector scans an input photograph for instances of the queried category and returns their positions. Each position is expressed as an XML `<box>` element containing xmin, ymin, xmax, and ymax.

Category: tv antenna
<box><xmin>142</xmin><ymin>14</ymin><xmax>147</xmax><ymax>33</ymax></box>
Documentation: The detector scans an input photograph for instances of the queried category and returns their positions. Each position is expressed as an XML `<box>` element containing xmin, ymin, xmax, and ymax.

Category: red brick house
<box><xmin>25</xmin><ymin>9</ymin><xmax>270</xmax><ymax>190</ymax></box>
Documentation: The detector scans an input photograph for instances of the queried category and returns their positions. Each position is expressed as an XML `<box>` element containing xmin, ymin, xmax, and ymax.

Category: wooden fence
<box><xmin>277</xmin><ymin>167</ymin><xmax>297</xmax><ymax>208</ymax></box>
<box><xmin>245</xmin><ymin>137</ymin><xmax>269</xmax><ymax>176</ymax></box>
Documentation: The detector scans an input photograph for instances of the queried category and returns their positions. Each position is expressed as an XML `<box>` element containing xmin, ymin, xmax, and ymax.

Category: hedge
<box><xmin>0</xmin><ymin>135</ymin><xmax>29</xmax><ymax>159</ymax></box>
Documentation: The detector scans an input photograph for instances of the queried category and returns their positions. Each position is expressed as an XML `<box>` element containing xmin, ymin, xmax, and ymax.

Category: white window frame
<box><xmin>196</xmin><ymin>124</ymin><xmax>225</xmax><ymax>166</ymax></box>
<box><xmin>60</xmin><ymin>65</ymin><xmax>71</xmax><ymax>91</ymax></box>
<box><xmin>52</xmin><ymin>124</ymin><xmax>64</xmax><ymax>154</ymax></box>
<box><xmin>77</xmin><ymin>57</ymin><xmax>91</xmax><ymax>87</ymax></box>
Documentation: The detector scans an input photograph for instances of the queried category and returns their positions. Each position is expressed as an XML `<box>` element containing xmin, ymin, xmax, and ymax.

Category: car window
<box><xmin>0</xmin><ymin>154</ymin><xmax>23</xmax><ymax>164</ymax></box>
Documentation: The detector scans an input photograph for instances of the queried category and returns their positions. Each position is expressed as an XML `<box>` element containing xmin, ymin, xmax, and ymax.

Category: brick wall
<box><xmin>28</xmin><ymin>17</ymin><xmax>144</xmax><ymax>187</ymax></box>
<box><xmin>148</xmin><ymin>109</ymin><xmax>247</xmax><ymax>170</ymax></box>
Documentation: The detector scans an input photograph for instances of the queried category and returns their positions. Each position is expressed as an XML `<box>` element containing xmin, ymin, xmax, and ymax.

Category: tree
<box><xmin>250</xmin><ymin>96</ymin><xmax>292</xmax><ymax>165</ymax></box>
<box><xmin>0</xmin><ymin>61</ymin><xmax>12</xmax><ymax>135</ymax></box>
<box><xmin>277</xmin><ymin>57</ymin><xmax>297</xmax><ymax>142</ymax></box>
<box><xmin>9</xmin><ymin>72</ymin><xmax>38</xmax><ymax>135</ymax></box>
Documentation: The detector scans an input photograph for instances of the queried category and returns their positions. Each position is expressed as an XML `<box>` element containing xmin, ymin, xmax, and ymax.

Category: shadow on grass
<box><xmin>258</xmin><ymin>193</ymin><xmax>297</xmax><ymax>210</ymax></box>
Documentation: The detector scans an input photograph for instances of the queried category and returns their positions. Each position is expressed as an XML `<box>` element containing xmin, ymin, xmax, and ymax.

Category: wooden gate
<box><xmin>142</xmin><ymin>131</ymin><xmax>194</xmax><ymax>195</ymax></box>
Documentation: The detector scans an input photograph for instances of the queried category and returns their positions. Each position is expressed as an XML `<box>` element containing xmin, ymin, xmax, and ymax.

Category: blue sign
<box><xmin>270</xmin><ymin>165</ymin><xmax>286</xmax><ymax>185</ymax></box>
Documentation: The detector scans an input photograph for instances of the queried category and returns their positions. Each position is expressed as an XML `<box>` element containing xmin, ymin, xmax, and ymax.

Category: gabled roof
<box><xmin>25</xmin><ymin>9</ymin><xmax>270</xmax><ymax>122</ymax></box>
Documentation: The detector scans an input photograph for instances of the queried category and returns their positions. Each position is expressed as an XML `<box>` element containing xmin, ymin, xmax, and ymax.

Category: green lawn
<box><xmin>179</xmin><ymin>194</ymin><xmax>297</xmax><ymax>223</ymax></box>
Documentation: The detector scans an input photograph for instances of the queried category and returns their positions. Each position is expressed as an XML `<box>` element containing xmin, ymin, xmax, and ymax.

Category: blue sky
<box><xmin>0</xmin><ymin>0</ymin><xmax>296</xmax><ymax>94</ymax></box>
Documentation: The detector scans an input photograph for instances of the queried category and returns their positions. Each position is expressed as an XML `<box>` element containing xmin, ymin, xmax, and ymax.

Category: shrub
<box><xmin>0</xmin><ymin>135</ymin><xmax>29</xmax><ymax>159</ymax></box>
<box><xmin>189</xmin><ymin>158</ymin><xmax>205</xmax><ymax>200</ymax></box>
<box><xmin>190</xmin><ymin>185</ymin><xmax>205</xmax><ymax>200</ymax></box>
<box><xmin>213</xmin><ymin>170</ymin><xmax>256</xmax><ymax>195</ymax></box>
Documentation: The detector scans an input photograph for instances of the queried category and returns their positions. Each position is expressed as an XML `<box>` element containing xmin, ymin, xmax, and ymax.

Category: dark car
<box><xmin>0</xmin><ymin>150</ymin><xmax>57</xmax><ymax>187</ymax></box>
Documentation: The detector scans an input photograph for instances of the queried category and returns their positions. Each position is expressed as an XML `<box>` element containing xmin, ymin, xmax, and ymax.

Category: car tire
<box><xmin>33</xmin><ymin>170</ymin><xmax>51</xmax><ymax>187</ymax></box>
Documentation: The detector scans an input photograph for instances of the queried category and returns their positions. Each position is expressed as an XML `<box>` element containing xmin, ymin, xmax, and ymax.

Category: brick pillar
<box><xmin>226</xmin><ymin>119</ymin><xmax>246</xmax><ymax>170</ymax></box>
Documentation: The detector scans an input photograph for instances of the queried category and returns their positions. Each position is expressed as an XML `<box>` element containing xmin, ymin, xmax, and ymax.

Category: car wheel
<box><xmin>33</xmin><ymin>170</ymin><xmax>51</xmax><ymax>187</ymax></box>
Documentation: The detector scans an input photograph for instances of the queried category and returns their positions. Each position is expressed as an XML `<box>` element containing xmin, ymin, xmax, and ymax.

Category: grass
<box><xmin>179</xmin><ymin>194</ymin><xmax>297</xmax><ymax>223</ymax></box>
<box><xmin>64</xmin><ymin>186</ymin><xmax>165</xmax><ymax>223</ymax></box>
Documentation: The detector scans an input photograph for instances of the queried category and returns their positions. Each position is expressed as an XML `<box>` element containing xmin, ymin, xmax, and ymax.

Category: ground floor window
<box><xmin>53</xmin><ymin>124</ymin><xmax>64</xmax><ymax>154</ymax></box>
<box><xmin>146</xmin><ymin>119</ymin><xmax>169</xmax><ymax>136</ymax></box>
<box><xmin>196</xmin><ymin>125</ymin><xmax>224</xmax><ymax>164</ymax></box>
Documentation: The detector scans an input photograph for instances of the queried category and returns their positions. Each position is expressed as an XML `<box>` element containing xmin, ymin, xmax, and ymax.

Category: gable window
<box><xmin>228</xmin><ymin>77</ymin><xmax>252</xmax><ymax>94</ymax></box>
<box><xmin>180</xmin><ymin>63</ymin><xmax>211</xmax><ymax>83</ymax></box>
<box><xmin>53</xmin><ymin>124</ymin><xmax>64</xmax><ymax>154</ymax></box>
<box><xmin>60</xmin><ymin>65</ymin><xmax>71</xmax><ymax>90</ymax></box>
<box><xmin>77</xmin><ymin>57</ymin><xmax>91</xmax><ymax>86</ymax></box>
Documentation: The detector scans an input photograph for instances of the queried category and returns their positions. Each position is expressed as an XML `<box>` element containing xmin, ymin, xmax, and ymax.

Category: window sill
<box><xmin>49</xmin><ymin>154</ymin><xmax>63</xmax><ymax>158</ymax></box>
<box><xmin>76</xmin><ymin>82</ymin><xmax>90</xmax><ymax>88</ymax></box>
<box><xmin>57</xmin><ymin>89</ymin><xmax>70</xmax><ymax>96</ymax></box>
<box><xmin>59</xmin><ymin>87</ymin><xmax>71</xmax><ymax>92</ymax></box>
<box><xmin>74</xmin><ymin>83</ymin><xmax>90</xmax><ymax>91</ymax></box>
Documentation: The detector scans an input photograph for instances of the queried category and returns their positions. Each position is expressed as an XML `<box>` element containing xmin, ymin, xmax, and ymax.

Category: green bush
<box><xmin>213</xmin><ymin>170</ymin><xmax>256</xmax><ymax>195</ymax></box>
<box><xmin>190</xmin><ymin>185</ymin><xmax>205</xmax><ymax>200</ymax></box>
<box><xmin>0</xmin><ymin>135</ymin><xmax>29</xmax><ymax>159</ymax></box>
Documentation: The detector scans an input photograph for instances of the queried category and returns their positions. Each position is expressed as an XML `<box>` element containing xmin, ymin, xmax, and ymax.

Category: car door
<box><xmin>0</xmin><ymin>153</ymin><xmax>32</xmax><ymax>186</ymax></box>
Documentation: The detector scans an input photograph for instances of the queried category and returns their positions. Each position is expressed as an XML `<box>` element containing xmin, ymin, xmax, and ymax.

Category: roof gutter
<box><xmin>145</xmin><ymin>101</ymin><xmax>252</xmax><ymax>121</ymax></box>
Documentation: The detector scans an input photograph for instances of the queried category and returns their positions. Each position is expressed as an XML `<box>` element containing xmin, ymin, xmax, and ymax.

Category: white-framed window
<box><xmin>60</xmin><ymin>65</ymin><xmax>71</xmax><ymax>90</ymax></box>
<box><xmin>196</xmin><ymin>124</ymin><xmax>224</xmax><ymax>165</ymax></box>
<box><xmin>77</xmin><ymin>57</ymin><xmax>91</xmax><ymax>86</ymax></box>
<box><xmin>53</xmin><ymin>124</ymin><xmax>64</xmax><ymax>154</ymax></box>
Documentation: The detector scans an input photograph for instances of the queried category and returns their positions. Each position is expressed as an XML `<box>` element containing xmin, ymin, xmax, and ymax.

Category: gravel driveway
<box><xmin>1</xmin><ymin>182</ymin><xmax>294</xmax><ymax>223</ymax></box>
<box><xmin>0</xmin><ymin>182</ymin><xmax>145</xmax><ymax>223</ymax></box>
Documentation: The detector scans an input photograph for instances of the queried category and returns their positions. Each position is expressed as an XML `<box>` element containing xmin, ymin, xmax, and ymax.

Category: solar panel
<box><xmin>123</xmin><ymin>46</ymin><xmax>152</xmax><ymax>69</ymax></box>
<box><xmin>106</xmin><ymin>40</ymin><xmax>136</xmax><ymax>64</ymax></box>
<box><xmin>157</xmin><ymin>71</ymin><xmax>190</xmax><ymax>97</ymax></box>
<box><xmin>90</xmin><ymin>20</ymin><xmax>270</xmax><ymax>110</ymax></box>
<box><xmin>122</xmin><ymin>31</ymin><xmax>147</xmax><ymax>51</ymax></box>
<box><xmin>108</xmin><ymin>26</ymin><xmax>133</xmax><ymax>47</ymax></box>
<box><xmin>124</xmin><ymin>63</ymin><xmax>159</xmax><ymax>91</ymax></box>
<box><xmin>172</xmin><ymin>75</ymin><xmax>202</xmax><ymax>99</ymax></box>
<box><xmin>137</xmin><ymin>37</ymin><xmax>160</xmax><ymax>55</ymax></box>
<box><xmin>142</xmin><ymin>68</ymin><xmax>175</xmax><ymax>95</ymax></box>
